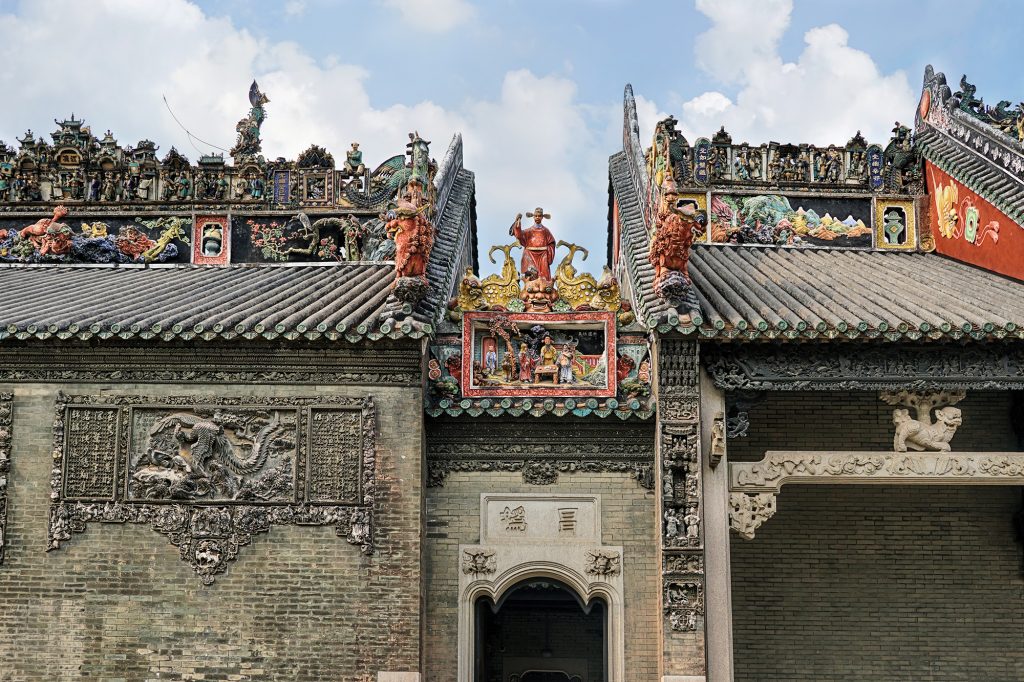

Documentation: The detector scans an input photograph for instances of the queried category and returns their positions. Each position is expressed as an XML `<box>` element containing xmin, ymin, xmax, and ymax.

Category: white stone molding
<box><xmin>729</xmin><ymin>450</ymin><xmax>1024</xmax><ymax>539</ymax></box>
<box><xmin>458</xmin><ymin>494</ymin><xmax>625</xmax><ymax>682</ymax></box>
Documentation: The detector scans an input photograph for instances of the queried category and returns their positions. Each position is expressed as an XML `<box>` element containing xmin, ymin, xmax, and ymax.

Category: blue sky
<box><xmin>1</xmin><ymin>0</ymin><xmax>1020</xmax><ymax>271</ymax></box>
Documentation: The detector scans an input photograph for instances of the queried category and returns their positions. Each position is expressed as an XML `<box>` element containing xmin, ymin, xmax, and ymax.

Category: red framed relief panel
<box><xmin>461</xmin><ymin>311</ymin><xmax>617</xmax><ymax>398</ymax></box>
<box><xmin>927</xmin><ymin>162</ymin><xmax>1024</xmax><ymax>280</ymax></box>
<box><xmin>192</xmin><ymin>215</ymin><xmax>230</xmax><ymax>265</ymax></box>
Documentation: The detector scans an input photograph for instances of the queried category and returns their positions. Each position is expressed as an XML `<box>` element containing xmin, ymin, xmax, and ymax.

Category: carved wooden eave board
<box><xmin>728</xmin><ymin>450</ymin><xmax>1024</xmax><ymax>539</ymax></box>
<box><xmin>47</xmin><ymin>393</ymin><xmax>377</xmax><ymax>584</ymax></box>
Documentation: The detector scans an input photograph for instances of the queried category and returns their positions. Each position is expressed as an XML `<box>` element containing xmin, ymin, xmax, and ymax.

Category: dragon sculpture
<box><xmin>881</xmin><ymin>122</ymin><xmax>923</xmax><ymax>193</ymax></box>
<box><xmin>131</xmin><ymin>410</ymin><xmax>293</xmax><ymax>500</ymax></box>
<box><xmin>954</xmin><ymin>75</ymin><xmax>1024</xmax><ymax>142</ymax></box>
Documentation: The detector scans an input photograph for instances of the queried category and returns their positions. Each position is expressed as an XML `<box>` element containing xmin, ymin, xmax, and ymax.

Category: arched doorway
<box><xmin>475</xmin><ymin>578</ymin><xmax>606</xmax><ymax>682</ymax></box>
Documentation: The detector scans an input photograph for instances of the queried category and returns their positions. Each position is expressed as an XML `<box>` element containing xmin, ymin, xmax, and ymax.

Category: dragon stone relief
<box><xmin>47</xmin><ymin>393</ymin><xmax>376</xmax><ymax>584</ymax></box>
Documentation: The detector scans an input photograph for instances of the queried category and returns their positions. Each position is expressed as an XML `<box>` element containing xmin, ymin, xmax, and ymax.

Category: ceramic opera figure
<box><xmin>510</xmin><ymin>207</ymin><xmax>556</xmax><ymax>282</ymax></box>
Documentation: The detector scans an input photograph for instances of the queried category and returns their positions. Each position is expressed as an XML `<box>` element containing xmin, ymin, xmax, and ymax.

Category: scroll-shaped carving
<box><xmin>0</xmin><ymin>392</ymin><xmax>10</xmax><ymax>564</ymax></box>
<box><xmin>585</xmin><ymin>549</ymin><xmax>621</xmax><ymax>579</ymax></box>
<box><xmin>880</xmin><ymin>390</ymin><xmax>966</xmax><ymax>452</ymax></box>
<box><xmin>729</xmin><ymin>492</ymin><xmax>777</xmax><ymax>540</ymax></box>
<box><xmin>462</xmin><ymin>548</ymin><xmax>496</xmax><ymax>576</ymax></box>
<box><xmin>47</xmin><ymin>393</ymin><xmax>376</xmax><ymax>584</ymax></box>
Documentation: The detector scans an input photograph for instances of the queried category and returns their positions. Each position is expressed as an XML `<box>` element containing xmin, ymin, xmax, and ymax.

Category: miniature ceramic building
<box><xmin>1</xmin><ymin>69</ymin><xmax>1023</xmax><ymax>681</ymax></box>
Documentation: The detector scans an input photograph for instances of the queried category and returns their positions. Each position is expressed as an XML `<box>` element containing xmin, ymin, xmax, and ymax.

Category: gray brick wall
<box><xmin>730</xmin><ymin>390</ymin><xmax>1024</xmax><ymax>682</ymax></box>
<box><xmin>423</xmin><ymin>469</ymin><xmax>659</xmax><ymax>682</ymax></box>
<box><xmin>0</xmin><ymin>380</ymin><xmax>424</xmax><ymax>682</ymax></box>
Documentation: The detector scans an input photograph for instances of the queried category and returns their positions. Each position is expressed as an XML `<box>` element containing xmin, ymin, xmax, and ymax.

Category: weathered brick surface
<box><xmin>423</xmin><ymin>470</ymin><xmax>659</xmax><ymax>682</ymax></box>
<box><xmin>0</xmin><ymin>380</ymin><xmax>423</xmax><ymax>681</ymax></box>
<box><xmin>730</xmin><ymin>390</ymin><xmax>1024</xmax><ymax>681</ymax></box>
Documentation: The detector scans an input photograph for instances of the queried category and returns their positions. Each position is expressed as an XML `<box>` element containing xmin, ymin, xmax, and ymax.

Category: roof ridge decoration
<box><xmin>0</xmin><ymin>81</ymin><xmax>424</xmax><ymax>214</ymax></box>
<box><xmin>428</xmin><ymin>206</ymin><xmax>653</xmax><ymax>419</ymax></box>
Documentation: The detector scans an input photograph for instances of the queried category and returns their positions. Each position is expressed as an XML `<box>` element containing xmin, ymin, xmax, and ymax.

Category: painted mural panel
<box><xmin>462</xmin><ymin>311</ymin><xmax>617</xmax><ymax>398</ymax></box>
<box><xmin>708</xmin><ymin>194</ymin><xmax>872</xmax><ymax>247</ymax></box>
<box><xmin>927</xmin><ymin>162</ymin><xmax>1023</xmax><ymax>280</ymax></box>
<box><xmin>0</xmin><ymin>211</ymin><xmax>190</xmax><ymax>263</ymax></box>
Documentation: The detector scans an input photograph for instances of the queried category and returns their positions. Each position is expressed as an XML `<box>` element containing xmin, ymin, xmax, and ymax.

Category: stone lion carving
<box><xmin>893</xmin><ymin>406</ymin><xmax>962</xmax><ymax>452</ymax></box>
<box><xmin>880</xmin><ymin>390</ymin><xmax>966</xmax><ymax>452</ymax></box>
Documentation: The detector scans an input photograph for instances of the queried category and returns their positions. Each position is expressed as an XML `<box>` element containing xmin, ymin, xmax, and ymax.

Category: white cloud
<box><xmin>680</xmin><ymin>1</ymin><xmax>916</xmax><ymax>144</ymax></box>
<box><xmin>0</xmin><ymin>0</ymin><xmax>602</xmax><ymax>270</ymax></box>
<box><xmin>378</xmin><ymin>0</ymin><xmax>476</xmax><ymax>33</ymax></box>
<box><xmin>284</xmin><ymin>0</ymin><xmax>307</xmax><ymax>17</ymax></box>
<box><xmin>694</xmin><ymin>0</ymin><xmax>792</xmax><ymax>84</ymax></box>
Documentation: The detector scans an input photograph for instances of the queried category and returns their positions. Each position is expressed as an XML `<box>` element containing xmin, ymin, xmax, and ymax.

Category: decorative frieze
<box><xmin>705</xmin><ymin>344</ymin><xmax>1024</xmax><ymax>391</ymax></box>
<box><xmin>0</xmin><ymin>392</ymin><xmax>10</xmax><ymax>564</ymax></box>
<box><xmin>729</xmin><ymin>450</ymin><xmax>1024</xmax><ymax>539</ymax></box>
<box><xmin>425</xmin><ymin>419</ymin><xmax>654</xmax><ymax>488</ymax></box>
<box><xmin>0</xmin><ymin>346</ymin><xmax>421</xmax><ymax>386</ymax></box>
<box><xmin>47</xmin><ymin>393</ymin><xmax>376</xmax><ymax>583</ymax></box>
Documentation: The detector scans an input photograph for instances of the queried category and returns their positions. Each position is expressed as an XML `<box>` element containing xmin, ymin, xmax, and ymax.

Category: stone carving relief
<box><xmin>585</xmin><ymin>550</ymin><xmax>621</xmax><ymax>579</ymax></box>
<box><xmin>729</xmin><ymin>492</ymin><xmax>777</xmax><ymax>540</ymax></box>
<box><xmin>729</xmin><ymin>450</ymin><xmax>1024</xmax><ymax>538</ymax></box>
<box><xmin>657</xmin><ymin>339</ymin><xmax>705</xmax><ymax>637</ymax></box>
<box><xmin>0</xmin><ymin>392</ymin><xmax>10</xmax><ymax>564</ymax></box>
<box><xmin>705</xmin><ymin>344</ymin><xmax>1024</xmax><ymax>391</ymax></box>
<box><xmin>880</xmin><ymin>390</ymin><xmax>966</xmax><ymax>452</ymax></box>
<box><xmin>462</xmin><ymin>549</ymin><xmax>496</xmax><ymax>576</ymax></box>
<box><xmin>500</xmin><ymin>505</ymin><xmax>527</xmax><ymax>533</ymax></box>
<box><xmin>664</xmin><ymin>580</ymin><xmax>704</xmax><ymax>632</ymax></box>
<box><xmin>47</xmin><ymin>393</ymin><xmax>376</xmax><ymax>584</ymax></box>
<box><xmin>709</xmin><ymin>411</ymin><xmax>725</xmax><ymax>467</ymax></box>
<box><xmin>425</xmin><ymin>420</ymin><xmax>654</xmax><ymax>489</ymax></box>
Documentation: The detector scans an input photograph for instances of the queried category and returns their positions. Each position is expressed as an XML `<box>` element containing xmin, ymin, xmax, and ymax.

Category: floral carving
<box><xmin>729</xmin><ymin>493</ymin><xmax>777</xmax><ymax>540</ymax></box>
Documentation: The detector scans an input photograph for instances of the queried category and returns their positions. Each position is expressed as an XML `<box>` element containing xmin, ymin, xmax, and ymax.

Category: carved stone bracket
<box><xmin>729</xmin><ymin>450</ymin><xmax>1024</xmax><ymax>539</ymax></box>
<box><xmin>0</xmin><ymin>392</ymin><xmax>11</xmax><ymax>564</ymax></box>
<box><xmin>47</xmin><ymin>393</ymin><xmax>377</xmax><ymax>584</ymax></box>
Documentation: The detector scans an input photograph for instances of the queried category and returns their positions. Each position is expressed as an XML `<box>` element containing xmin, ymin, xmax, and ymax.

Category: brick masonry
<box><xmin>730</xmin><ymin>390</ymin><xmax>1024</xmax><ymax>681</ymax></box>
<box><xmin>423</xmin><ymin>468</ymin><xmax>659</xmax><ymax>682</ymax></box>
<box><xmin>0</xmin><ymin>379</ymin><xmax>424</xmax><ymax>681</ymax></box>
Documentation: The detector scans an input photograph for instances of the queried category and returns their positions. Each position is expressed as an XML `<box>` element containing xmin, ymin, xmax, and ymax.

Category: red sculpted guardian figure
<box><xmin>387</xmin><ymin>176</ymin><xmax>433</xmax><ymax>282</ymax></box>
<box><xmin>509</xmin><ymin>207</ymin><xmax>556</xmax><ymax>281</ymax></box>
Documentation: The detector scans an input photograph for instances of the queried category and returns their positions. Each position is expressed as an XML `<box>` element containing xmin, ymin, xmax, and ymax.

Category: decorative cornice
<box><xmin>705</xmin><ymin>343</ymin><xmax>1024</xmax><ymax>391</ymax></box>
<box><xmin>0</xmin><ymin>344</ymin><xmax>421</xmax><ymax>386</ymax></box>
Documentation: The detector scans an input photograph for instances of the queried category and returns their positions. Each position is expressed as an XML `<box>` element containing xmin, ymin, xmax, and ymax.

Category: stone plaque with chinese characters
<box><xmin>480</xmin><ymin>494</ymin><xmax>600</xmax><ymax>544</ymax></box>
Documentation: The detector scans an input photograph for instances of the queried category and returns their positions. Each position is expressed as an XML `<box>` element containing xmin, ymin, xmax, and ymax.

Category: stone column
<box><xmin>657</xmin><ymin>339</ymin><xmax>706</xmax><ymax>680</ymax></box>
<box><xmin>700</xmin><ymin>368</ymin><xmax>733</xmax><ymax>682</ymax></box>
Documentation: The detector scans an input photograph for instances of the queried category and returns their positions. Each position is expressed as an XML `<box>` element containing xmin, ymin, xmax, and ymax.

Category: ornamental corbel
<box><xmin>729</xmin><ymin>492</ymin><xmax>777</xmax><ymax>540</ymax></box>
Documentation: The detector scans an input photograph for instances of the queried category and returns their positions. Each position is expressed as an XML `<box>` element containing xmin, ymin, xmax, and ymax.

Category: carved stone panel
<box><xmin>47</xmin><ymin>393</ymin><xmax>376</xmax><ymax>583</ymax></box>
<box><xmin>0</xmin><ymin>392</ymin><xmax>10</xmax><ymax>564</ymax></box>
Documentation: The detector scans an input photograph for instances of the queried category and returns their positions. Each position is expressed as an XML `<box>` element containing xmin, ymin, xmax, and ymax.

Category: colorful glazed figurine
<box><xmin>556</xmin><ymin>344</ymin><xmax>575</xmax><ymax>384</ymax></box>
<box><xmin>517</xmin><ymin>344</ymin><xmax>534</xmax><ymax>383</ymax></box>
<box><xmin>509</xmin><ymin>208</ymin><xmax>556</xmax><ymax>282</ymax></box>
<box><xmin>386</xmin><ymin>176</ymin><xmax>434</xmax><ymax>283</ymax></box>
<box><xmin>650</xmin><ymin>193</ymin><xmax>704</xmax><ymax>315</ymax></box>
<box><xmin>521</xmin><ymin>267</ymin><xmax>557</xmax><ymax>313</ymax></box>
<box><xmin>344</xmin><ymin>143</ymin><xmax>365</xmax><ymax>176</ymax></box>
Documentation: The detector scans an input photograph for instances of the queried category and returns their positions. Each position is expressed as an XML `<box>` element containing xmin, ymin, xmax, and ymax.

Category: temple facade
<box><xmin>0</xmin><ymin>67</ymin><xmax>1022</xmax><ymax>682</ymax></box>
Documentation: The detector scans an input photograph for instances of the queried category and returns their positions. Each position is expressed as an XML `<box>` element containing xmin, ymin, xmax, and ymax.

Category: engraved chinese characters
<box><xmin>48</xmin><ymin>393</ymin><xmax>376</xmax><ymax>583</ymax></box>
<box><xmin>63</xmin><ymin>406</ymin><xmax>119</xmax><ymax>499</ymax></box>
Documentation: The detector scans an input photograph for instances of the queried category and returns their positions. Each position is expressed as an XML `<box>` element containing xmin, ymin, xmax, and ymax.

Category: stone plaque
<box><xmin>62</xmin><ymin>406</ymin><xmax>119</xmax><ymax>500</ymax></box>
<box><xmin>307</xmin><ymin>407</ymin><xmax>362</xmax><ymax>504</ymax></box>
<box><xmin>480</xmin><ymin>494</ymin><xmax>600</xmax><ymax>544</ymax></box>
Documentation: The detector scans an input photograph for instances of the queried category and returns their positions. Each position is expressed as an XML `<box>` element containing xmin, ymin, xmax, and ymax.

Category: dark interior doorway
<box><xmin>475</xmin><ymin>579</ymin><xmax>606</xmax><ymax>682</ymax></box>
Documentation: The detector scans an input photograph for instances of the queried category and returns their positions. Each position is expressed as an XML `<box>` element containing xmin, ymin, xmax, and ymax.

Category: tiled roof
<box><xmin>684</xmin><ymin>245</ymin><xmax>1024</xmax><ymax>341</ymax></box>
<box><xmin>917</xmin><ymin>126</ymin><xmax>1024</xmax><ymax>224</ymax></box>
<box><xmin>0</xmin><ymin>263</ymin><xmax>430</xmax><ymax>343</ymax></box>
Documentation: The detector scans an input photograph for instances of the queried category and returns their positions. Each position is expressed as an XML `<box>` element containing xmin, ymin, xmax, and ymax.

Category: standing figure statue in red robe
<box><xmin>509</xmin><ymin>207</ymin><xmax>556</xmax><ymax>282</ymax></box>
